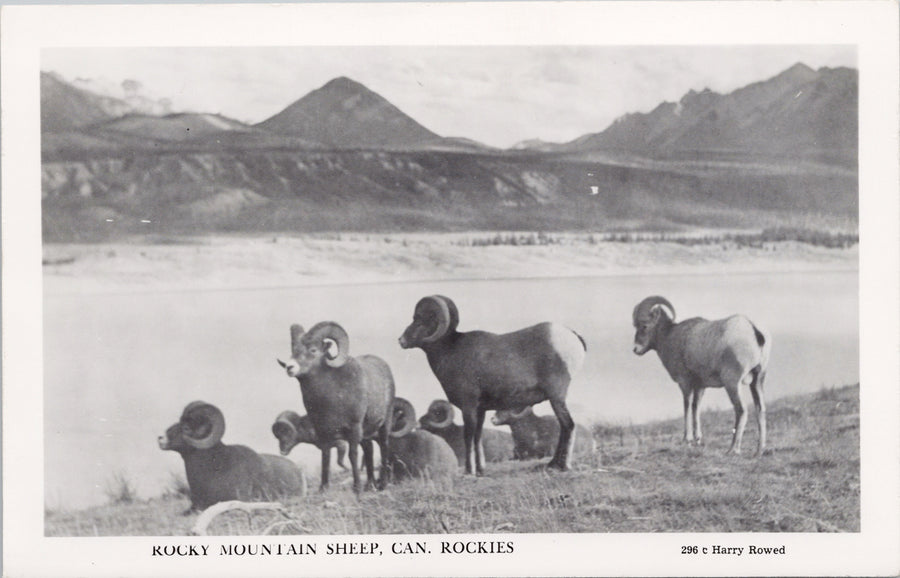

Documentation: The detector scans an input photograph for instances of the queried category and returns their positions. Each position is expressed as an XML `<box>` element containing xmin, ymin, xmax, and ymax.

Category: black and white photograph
<box><xmin>3</xmin><ymin>2</ymin><xmax>899</xmax><ymax>577</ymax></box>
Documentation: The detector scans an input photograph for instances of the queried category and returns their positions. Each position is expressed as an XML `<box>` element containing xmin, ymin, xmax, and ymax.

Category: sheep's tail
<box><xmin>572</xmin><ymin>329</ymin><xmax>587</xmax><ymax>352</ymax></box>
<box><xmin>750</xmin><ymin>321</ymin><xmax>771</xmax><ymax>376</ymax></box>
<box><xmin>752</xmin><ymin>324</ymin><xmax>766</xmax><ymax>348</ymax></box>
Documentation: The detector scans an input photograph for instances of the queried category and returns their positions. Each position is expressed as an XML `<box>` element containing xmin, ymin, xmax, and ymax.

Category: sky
<box><xmin>42</xmin><ymin>46</ymin><xmax>856</xmax><ymax>148</ymax></box>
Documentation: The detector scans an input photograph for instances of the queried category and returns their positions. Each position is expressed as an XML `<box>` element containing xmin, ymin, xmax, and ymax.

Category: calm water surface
<box><xmin>44</xmin><ymin>270</ymin><xmax>858</xmax><ymax>509</ymax></box>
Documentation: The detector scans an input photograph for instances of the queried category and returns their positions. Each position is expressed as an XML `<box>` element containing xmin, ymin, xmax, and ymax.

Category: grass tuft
<box><xmin>103</xmin><ymin>471</ymin><xmax>138</xmax><ymax>505</ymax></box>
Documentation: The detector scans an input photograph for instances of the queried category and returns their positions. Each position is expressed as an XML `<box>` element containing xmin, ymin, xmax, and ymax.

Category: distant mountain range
<box><xmin>42</xmin><ymin>63</ymin><xmax>857</xmax><ymax>159</ymax></box>
<box><xmin>40</xmin><ymin>64</ymin><xmax>858</xmax><ymax>240</ymax></box>
<box><xmin>552</xmin><ymin>63</ymin><xmax>857</xmax><ymax>160</ymax></box>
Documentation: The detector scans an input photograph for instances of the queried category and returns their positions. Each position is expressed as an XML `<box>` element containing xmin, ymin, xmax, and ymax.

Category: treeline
<box><xmin>459</xmin><ymin>227</ymin><xmax>858</xmax><ymax>249</ymax></box>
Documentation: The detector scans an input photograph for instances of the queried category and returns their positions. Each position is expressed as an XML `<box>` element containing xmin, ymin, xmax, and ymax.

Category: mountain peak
<box><xmin>322</xmin><ymin>76</ymin><xmax>364</xmax><ymax>89</ymax></box>
<box><xmin>256</xmin><ymin>76</ymin><xmax>439</xmax><ymax>149</ymax></box>
<box><xmin>774</xmin><ymin>62</ymin><xmax>819</xmax><ymax>85</ymax></box>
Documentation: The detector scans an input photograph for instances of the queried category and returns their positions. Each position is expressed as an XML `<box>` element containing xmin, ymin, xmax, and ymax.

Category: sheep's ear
<box><xmin>322</xmin><ymin>337</ymin><xmax>348</xmax><ymax>368</ymax></box>
<box><xmin>323</xmin><ymin>338</ymin><xmax>339</xmax><ymax>360</ymax></box>
<box><xmin>277</xmin><ymin>358</ymin><xmax>287</xmax><ymax>368</ymax></box>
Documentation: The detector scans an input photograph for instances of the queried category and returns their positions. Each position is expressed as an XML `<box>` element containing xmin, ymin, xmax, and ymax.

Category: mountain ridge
<box><xmin>551</xmin><ymin>64</ymin><xmax>857</xmax><ymax>162</ymax></box>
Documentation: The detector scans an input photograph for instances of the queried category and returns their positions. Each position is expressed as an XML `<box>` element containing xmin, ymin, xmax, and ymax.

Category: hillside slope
<box><xmin>45</xmin><ymin>384</ymin><xmax>859</xmax><ymax>535</ymax></box>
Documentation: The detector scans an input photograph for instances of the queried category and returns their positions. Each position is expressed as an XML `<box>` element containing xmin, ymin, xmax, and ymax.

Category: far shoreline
<box><xmin>41</xmin><ymin>232</ymin><xmax>859</xmax><ymax>296</ymax></box>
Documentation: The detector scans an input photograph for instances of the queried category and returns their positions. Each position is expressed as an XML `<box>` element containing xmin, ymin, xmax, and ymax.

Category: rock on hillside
<box><xmin>255</xmin><ymin>76</ymin><xmax>441</xmax><ymax>149</ymax></box>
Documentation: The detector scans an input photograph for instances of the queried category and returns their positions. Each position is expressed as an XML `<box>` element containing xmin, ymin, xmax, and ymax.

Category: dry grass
<box><xmin>45</xmin><ymin>384</ymin><xmax>859</xmax><ymax>536</ymax></box>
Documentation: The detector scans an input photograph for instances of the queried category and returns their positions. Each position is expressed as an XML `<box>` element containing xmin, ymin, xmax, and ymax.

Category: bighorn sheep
<box><xmin>399</xmin><ymin>295</ymin><xmax>586</xmax><ymax>474</ymax></box>
<box><xmin>271</xmin><ymin>411</ymin><xmax>351</xmax><ymax>470</ymax></box>
<box><xmin>386</xmin><ymin>398</ymin><xmax>458</xmax><ymax>480</ymax></box>
<box><xmin>158</xmin><ymin>401</ymin><xmax>307</xmax><ymax>512</ymax></box>
<box><xmin>419</xmin><ymin>399</ymin><xmax>514</xmax><ymax>465</ymax></box>
<box><xmin>631</xmin><ymin>296</ymin><xmax>771</xmax><ymax>455</ymax></box>
<box><xmin>277</xmin><ymin>322</ymin><xmax>395</xmax><ymax>492</ymax></box>
<box><xmin>492</xmin><ymin>406</ymin><xmax>595</xmax><ymax>460</ymax></box>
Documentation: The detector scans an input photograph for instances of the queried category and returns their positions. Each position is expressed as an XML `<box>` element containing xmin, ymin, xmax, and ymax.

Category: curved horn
<box><xmin>272</xmin><ymin>410</ymin><xmax>301</xmax><ymax>438</ymax></box>
<box><xmin>180</xmin><ymin>401</ymin><xmax>225</xmax><ymax>450</ymax></box>
<box><xmin>422</xmin><ymin>399</ymin><xmax>455</xmax><ymax>428</ymax></box>
<box><xmin>309</xmin><ymin>322</ymin><xmax>350</xmax><ymax>368</ymax></box>
<box><xmin>633</xmin><ymin>296</ymin><xmax>676</xmax><ymax>325</ymax></box>
<box><xmin>290</xmin><ymin>324</ymin><xmax>305</xmax><ymax>358</ymax></box>
<box><xmin>419</xmin><ymin>295</ymin><xmax>459</xmax><ymax>343</ymax></box>
<box><xmin>390</xmin><ymin>397</ymin><xmax>417</xmax><ymax>438</ymax></box>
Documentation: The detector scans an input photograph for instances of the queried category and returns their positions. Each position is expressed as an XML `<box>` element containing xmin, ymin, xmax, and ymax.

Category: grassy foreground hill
<box><xmin>45</xmin><ymin>384</ymin><xmax>858</xmax><ymax>536</ymax></box>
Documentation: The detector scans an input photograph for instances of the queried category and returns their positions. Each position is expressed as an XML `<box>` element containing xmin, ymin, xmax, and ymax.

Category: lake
<box><xmin>43</xmin><ymin>270</ymin><xmax>858</xmax><ymax>510</ymax></box>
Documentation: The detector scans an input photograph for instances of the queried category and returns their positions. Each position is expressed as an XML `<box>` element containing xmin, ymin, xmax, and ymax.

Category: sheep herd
<box><xmin>159</xmin><ymin>293</ymin><xmax>770</xmax><ymax>514</ymax></box>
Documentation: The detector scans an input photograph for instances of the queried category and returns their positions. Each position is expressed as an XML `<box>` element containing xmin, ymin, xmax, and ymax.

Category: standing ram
<box><xmin>158</xmin><ymin>401</ymin><xmax>307</xmax><ymax>512</ymax></box>
<box><xmin>419</xmin><ymin>399</ymin><xmax>514</xmax><ymax>465</ymax></box>
<box><xmin>491</xmin><ymin>406</ymin><xmax>595</xmax><ymax>460</ymax></box>
<box><xmin>631</xmin><ymin>296</ymin><xmax>771</xmax><ymax>455</ymax></box>
<box><xmin>399</xmin><ymin>294</ymin><xmax>586</xmax><ymax>474</ymax></box>
<box><xmin>277</xmin><ymin>322</ymin><xmax>395</xmax><ymax>492</ymax></box>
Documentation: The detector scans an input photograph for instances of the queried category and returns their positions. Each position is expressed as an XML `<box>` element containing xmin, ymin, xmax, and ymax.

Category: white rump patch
<box><xmin>548</xmin><ymin>324</ymin><xmax>586</xmax><ymax>379</ymax></box>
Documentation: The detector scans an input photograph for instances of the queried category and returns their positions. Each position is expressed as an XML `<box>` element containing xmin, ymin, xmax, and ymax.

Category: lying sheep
<box><xmin>492</xmin><ymin>406</ymin><xmax>595</xmax><ymax>460</ymax></box>
<box><xmin>399</xmin><ymin>295</ymin><xmax>586</xmax><ymax>474</ymax></box>
<box><xmin>419</xmin><ymin>399</ymin><xmax>514</xmax><ymax>465</ymax></box>
<box><xmin>632</xmin><ymin>295</ymin><xmax>771</xmax><ymax>455</ymax></box>
<box><xmin>271</xmin><ymin>411</ymin><xmax>351</xmax><ymax>470</ymax></box>
<box><xmin>386</xmin><ymin>398</ymin><xmax>458</xmax><ymax>481</ymax></box>
<box><xmin>159</xmin><ymin>401</ymin><xmax>307</xmax><ymax>512</ymax></box>
<box><xmin>278</xmin><ymin>322</ymin><xmax>395</xmax><ymax>492</ymax></box>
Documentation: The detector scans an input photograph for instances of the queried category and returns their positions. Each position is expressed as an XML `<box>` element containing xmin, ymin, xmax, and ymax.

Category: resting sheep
<box><xmin>158</xmin><ymin>401</ymin><xmax>307</xmax><ymax>512</ymax></box>
<box><xmin>632</xmin><ymin>296</ymin><xmax>771</xmax><ymax>455</ymax></box>
<box><xmin>387</xmin><ymin>398</ymin><xmax>458</xmax><ymax>480</ymax></box>
<box><xmin>419</xmin><ymin>399</ymin><xmax>514</xmax><ymax>465</ymax></box>
<box><xmin>399</xmin><ymin>294</ymin><xmax>586</xmax><ymax>474</ymax></box>
<box><xmin>271</xmin><ymin>411</ymin><xmax>351</xmax><ymax>470</ymax></box>
<box><xmin>491</xmin><ymin>406</ymin><xmax>595</xmax><ymax>460</ymax></box>
<box><xmin>277</xmin><ymin>321</ymin><xmax>395</xmax><ymax>492</ymax></box>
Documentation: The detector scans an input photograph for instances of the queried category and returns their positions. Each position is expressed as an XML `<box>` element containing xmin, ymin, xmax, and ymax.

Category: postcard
<box><xmin>2</xmin><ymin>1</ymin><xmax>898</xmax><ymax>576</ymax></box>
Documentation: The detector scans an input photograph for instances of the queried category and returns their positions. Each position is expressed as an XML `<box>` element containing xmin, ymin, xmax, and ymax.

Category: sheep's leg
<box><xmin>724</xmin><ymin>381</ymin><xmax>747</xmax><ymax>455</ymax></box>
<box><xmin>750</xmin><ymin>368</ymin><xmax>767</xmax><ymax>456</ymax></box>
<box><xmin>336</xmin><ymin>442</ymin><xmax>349</xmax><ymax>470</ymax></box>
<box><xmin>548</xmin><ymin>398</ymin><xmax>575</xmax><ymax>470</ymax></box>
<box><xmin>474</xmin><ymin>407</ymin><xmax>487</xmax><ymax>475</ymax></box>
<box><xmin>461</xmin><ymin>408</ymin><xmax>478</xmax><ymax>475</ymax></box>
<box><xmin>319</xmin><ymin>448</ymin><xmax>331</xmax><ymax>492</ymax></box>
<box><xmin>679</xmin><ymin>385</ymin><xmax>693</xmax><ymax>443</ymax></box>
<box><xmin>375</xmin><ymin>423</ymin><xmax>392</xmax><ymax>489</ymax></box>
<box><xmin>360</xmin><ymin>439</ymin><xmax>376</xmax><ymax>491</ymax></box>
<box><xmin>347</xmin><ymin>427</ymin><xmax>363</xmax><ymax>493</ymax></box>
<box><xmin>691</xmin><ymin>387</ymin><xmax>705</xmax><ymax>445</ymax></box>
